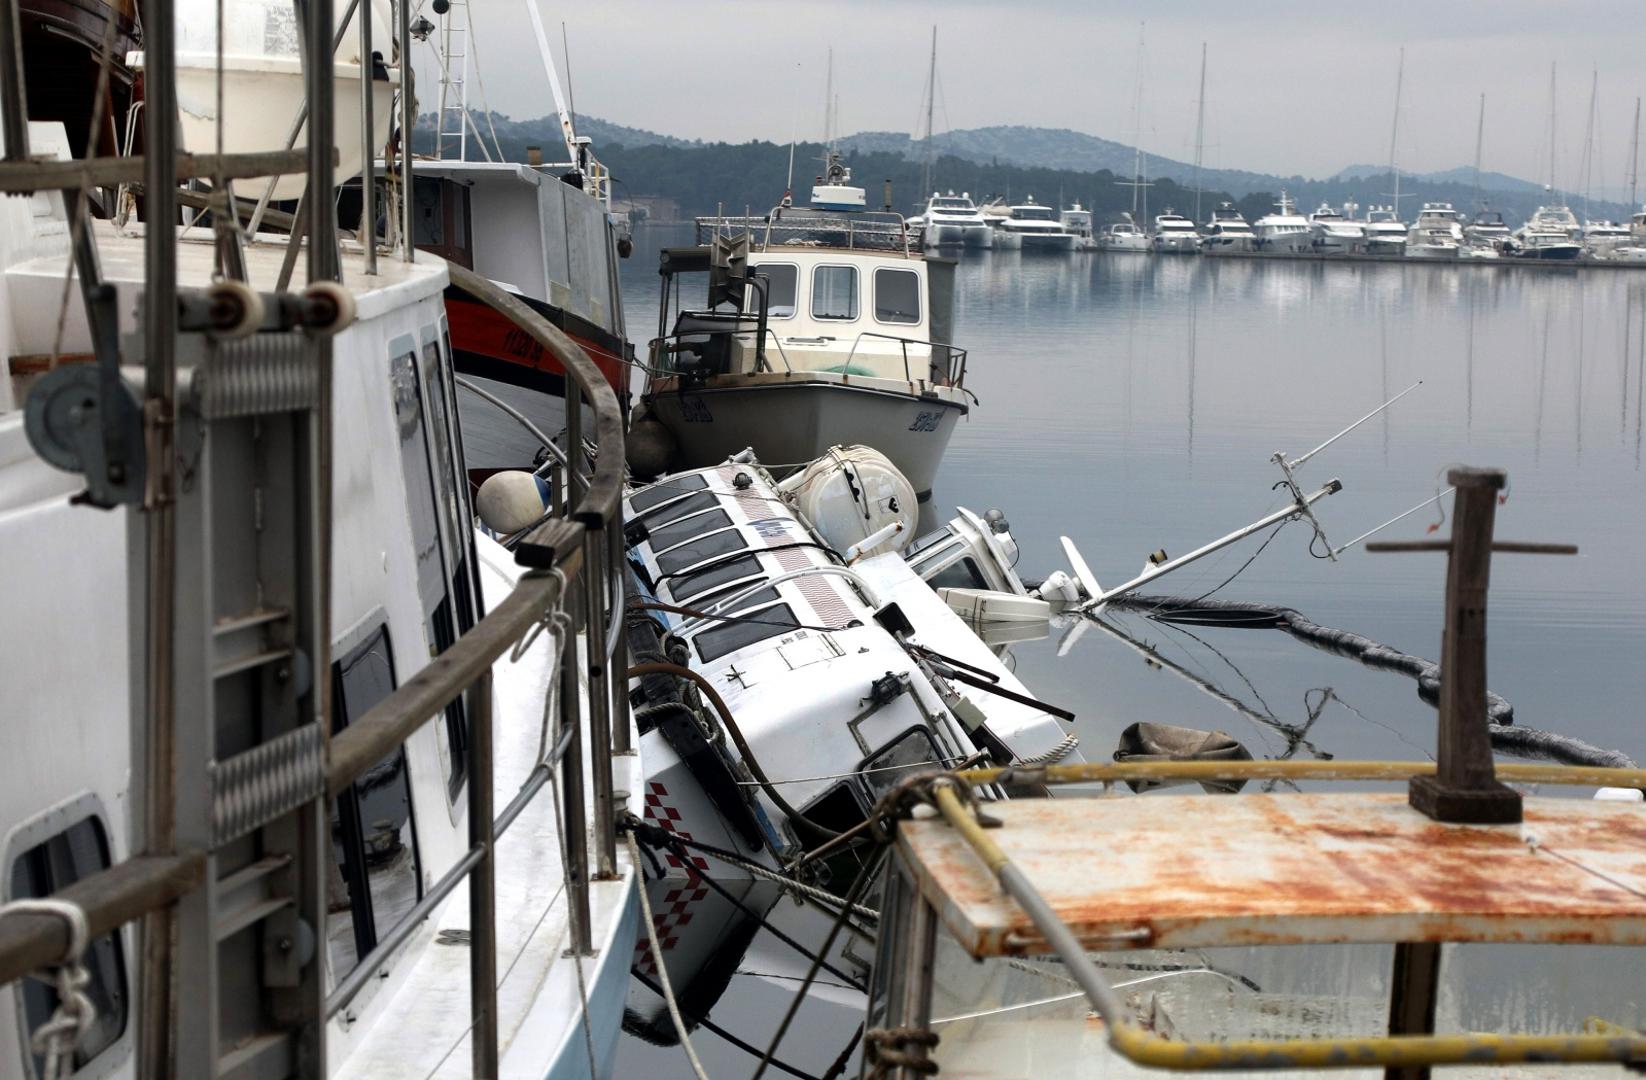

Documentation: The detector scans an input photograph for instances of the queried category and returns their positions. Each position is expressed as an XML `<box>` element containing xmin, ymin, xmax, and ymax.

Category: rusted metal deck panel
<box><xmin>898</xmin><ymin>794</ymin><xmax>1646</xmax><ymax>957</ymax></box>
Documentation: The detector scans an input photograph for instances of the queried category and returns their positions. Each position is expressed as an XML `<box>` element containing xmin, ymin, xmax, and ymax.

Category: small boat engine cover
<box><xmin>784</xmin><ymin>445</ymin><xmax>917</xmax><ymax>558</ymax></box>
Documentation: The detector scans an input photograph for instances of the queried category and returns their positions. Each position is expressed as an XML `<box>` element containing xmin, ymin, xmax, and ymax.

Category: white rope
<box><xmin>3</xmin><ymin>898</ymin><xmax>95</xmax><ymax>1080</ymax></box>
<box><xmin>687</xmin><ymin>843</ymin><xmax>879</xmax><ymax>922</ymax></box>
<box><xmin>1012</xmin><ymin>733</ymin><xmax>1080</xmax><ymax>768</ymax></box>
<box><xmin>627</xmin><ymin>832</ymin><xmax>712</xmax><ymax>1080</ymax></box>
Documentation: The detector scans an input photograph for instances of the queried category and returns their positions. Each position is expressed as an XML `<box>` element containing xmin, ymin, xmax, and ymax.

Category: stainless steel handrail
<box><xmin>842</xmin><ymin>331</ymin><xmax>968</xmax><ymax>387</ymax></box>
<box><xmin>646</xmin><ymin>326</ymin><xmax>796</xmax><ymax>375</ymax></box>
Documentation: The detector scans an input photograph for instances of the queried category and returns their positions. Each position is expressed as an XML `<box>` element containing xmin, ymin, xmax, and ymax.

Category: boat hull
<box><xmin>1516</xmin><ymin>243</ymin><xmax>1582</xmax><ymax>261</ymax></box>
<box><xmin>926</xmin><ymin>222</ymin><xmax>994</xmax><ymax>248</ymax></box>
<box><xmin>1365</xmin><ymin>238</ymin><xmax>1408</xmax><ymax>257</ymax></box>
<box><xmin>1017</xmin><ymin>231</ymin><xmax>1077</xmax><ymax>252</ymax></box>
<box><xmin>1256</xmin><ymin>232</ymin><xmax>1314</xmax><ymax>254</ymax></box>
<box><xmin>1099</xmin><ymin>235</ymin><xmax>1151</xmax><ymax>253</ymax></box>
<box><xmin>1201</xmin><ymin>236</ymin><xmax>1255</xmax><ymax>254</ymax></box>
<box><xmin>1406</xmin><ymin>242</ymin><xmax>1460</xmax><ymax>260</ymax></box>
<box><xmin>644</xmin><ymin>377</ymin><xmax>966</xmax><ymax>498</ymax></box>
<box><xmin>1153</xmin><ymin>234</ymin><xmax>1201</xmax><ymax>254</ymax></box>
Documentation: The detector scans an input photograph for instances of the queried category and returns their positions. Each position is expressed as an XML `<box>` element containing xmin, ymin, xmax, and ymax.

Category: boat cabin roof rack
<box><xmin>694</xmin><ymin>204</ymin><xmax>916</xmax><ymax>256</ymax></box>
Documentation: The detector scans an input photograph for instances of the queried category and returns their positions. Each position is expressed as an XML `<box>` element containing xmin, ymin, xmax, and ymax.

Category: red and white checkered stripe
<box><xmin>636</xmin><ymin>781</ymin><xmax>713</xmax><ymax>975</ymax></box>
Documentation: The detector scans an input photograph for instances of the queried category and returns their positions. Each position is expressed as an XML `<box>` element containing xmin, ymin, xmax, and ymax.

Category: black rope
<box><xmin>627</xmin><ymin>819</ymin><xmax>867</xmax><ymax>989</ymax></box>
<box><xmin>1189</xmin><ymin>520</ymin><xmax>1289</xmax><ymax>603</ymax></box>
<box><xmin>627</xmin><ymin>967</ymin><xmax>825</xmax><ymax>1080</ymax></box>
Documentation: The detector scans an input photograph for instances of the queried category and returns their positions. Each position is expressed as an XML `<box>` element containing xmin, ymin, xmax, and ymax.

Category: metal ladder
<box><xmin>434</xmin><ymin>1</ymin><xmax>470</xmax><ymax>161</ymax></box>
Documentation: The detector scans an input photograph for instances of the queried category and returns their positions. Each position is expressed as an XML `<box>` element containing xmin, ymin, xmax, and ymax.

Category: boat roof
<box><xmin>898</xmin><ymin>792</ymin><xmax>1646</xmax><ymax>958</ymax></box>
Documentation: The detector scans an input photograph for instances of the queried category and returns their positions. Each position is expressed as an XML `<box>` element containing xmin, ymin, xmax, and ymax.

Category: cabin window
<box><xmin>638</xmin><ymin>490</ymin><xmax>718</xmax><ymax>531</ymax></box>
<box><xmin>670</xmin><ymin>553</ymin><xmax>766</xmax><ymax>602</ymax></box>
<box><xmin>648</xmin><ymin>509</ymin><xmax>734</xmax><ymax>554</ymax></box>
<box><xmin>750</xmin><ymin>263</ymin><xmax>798</xmax><ymax>318</ymax></box>
<box><xmin>926</xmin><ymin>556</ymin><xmax>988</xmax><ymax>592</ymax></box>
<box><xmin>811</xmin><ymin>265</ymin><xmax>859</xmax><ymax>321</ymax></box>
<box><xmin>630</xmin><ymin>473</ymin><xmax>708</xmax><ymax>515</ymax></box>
<box><xmin>657</xmin><ymin>528</ymin><xmax>748</xmax><ymax>575</ymax></box>
<box><xmin>694</xmin><ymin>584</ymin><xmax>783</xmax><ymax>614</ymax></box>
<box><xmin>693</xmin><ymin>602</ymin><xmax>801</xmax><ymax>662</ymax></box>
<box><xmin>874</xmin><ymin>268</ymin><xmax>921</xmax><ymax>325</ymax></box>
<box><xmin>10</xmin><ymin>814</ymin><xmax>127</xmax><ymax>1076</ymax></box>
<box><xmin>328</xmin><ymin>625</ymin><xmax>422</xmax><ymax>978</ymax></box>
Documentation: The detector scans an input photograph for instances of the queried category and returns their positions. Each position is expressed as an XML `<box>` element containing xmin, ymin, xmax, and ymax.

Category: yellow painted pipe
<box><xmin>955</xmin><ymin>759</ymin><xmax>1646</xmax><ymax>790</ymax></box>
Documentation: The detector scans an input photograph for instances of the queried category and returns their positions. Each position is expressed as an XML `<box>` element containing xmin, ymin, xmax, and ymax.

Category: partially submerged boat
<box><xmin>634</xmin><ymin>159</ymin><xmax>970</xmax><ymax>502</ymax></box>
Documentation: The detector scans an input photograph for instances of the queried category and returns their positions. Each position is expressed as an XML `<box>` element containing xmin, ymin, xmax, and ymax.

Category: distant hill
<box><xmin>414</xmin><ymin>112</ymin><xmax>1633</xmax><ymax>225</ymax></box>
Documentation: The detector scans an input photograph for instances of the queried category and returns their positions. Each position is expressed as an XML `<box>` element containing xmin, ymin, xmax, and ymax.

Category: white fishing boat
<box><xmin>919</xmin><ymin>190</ymin><xmax>995</xmax><ymax>248</ymax></box>
<box><xmin>1515</xmin><ymin>205</ymin><xmax>1583</xmax><ymax>260</ymax></box>
<box><xmin>1307</xmin><ymin>203</ymin><xmax>1365</xmax><ymax>254</ymax></box>
<box><xmin>997</xmin><ymin>196</ymin><xmax>1078</xmax><ymax>251</ymax></box>
<box><xmin>1253</xmin><ymin>192</ymin><xmax>1313</xmax><ymax>254</ymax></box>
<box><xmin>1362</xmin><ymin>205</ymin><xmax>1409</xmax><ymax>256</ymax></box>
<box><xmin>1098</xmin><ymin>214</ymin><xmax>1151</xmax><ymax>253</ymax></box>
<box><xmin>1061</xmin><ymin>202</ymin><xmax>1099</xmax><ymax>251</ymax></box>
<box><xmin>636</xmin><ymin>154</ymin><xmax>970</xmax><ymax>502</ymax></box>
<box><xmin>0</xmin><ymin>2</ymin><xmax>642</xmax><ymax>1077</ymax></box>
<box><xmin>1200</xmin><ymin>203</ymin><xmax>1257</xmax><ymax>254</ymax></box>
<box><xmin>1151</xmin><ymin>209</ymin><xmax>1201</xmax><ymax>254</ymax></box>
<box><xmin>1406</xmin><ymin>201</ymin><xmax>1465</xmax><ymax>259</ymax></box>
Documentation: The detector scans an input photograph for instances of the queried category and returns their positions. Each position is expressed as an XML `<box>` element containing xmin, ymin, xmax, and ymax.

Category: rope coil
<box><xmin>3</xmin><ymin>898</ymin><xmax>96</xmax><ymax>1080</ymax></box>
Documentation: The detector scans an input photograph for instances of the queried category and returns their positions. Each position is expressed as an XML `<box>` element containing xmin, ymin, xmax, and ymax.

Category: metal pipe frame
<box><xmin>0</xmin><ymin>0</ymin><xmax>27</xmax><ymax>162</ymax></box>
<box><xmin>558</xmin><ymin>621</ymin><xmax>592</xmax><ymax>955</ymax></box>
<box><xmin>583</xmin><ymin>528</ymin><xmax>616</xmax><ymax>879</ymax></box>
<box><xmin>397</xmin><ymin>0</ymin><xmax>412</xmax><ymax>261</ymax></box>
<box><xmin>955</xmin><ymin>759</ymin><xmax>1646</xmax><ymax>791</ymax></box>
<box><xmin>468</xmin><ymin>672</ymin><xmax>499</xmax><ymax>1076</ymax></box>
<box><xmin>358</xmin><ymin>0</ymin><xmax>376</xmax><ymax>274</ymax></box>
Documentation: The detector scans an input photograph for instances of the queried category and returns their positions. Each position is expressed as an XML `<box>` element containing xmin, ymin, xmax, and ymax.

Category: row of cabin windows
<box><xmin>752</xmin><ymin>264</ymin><xmax>920</xmax><ymax>326</ymax></box>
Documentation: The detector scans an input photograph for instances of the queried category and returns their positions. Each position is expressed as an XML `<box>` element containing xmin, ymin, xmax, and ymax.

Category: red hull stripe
<box><xmin>444</xmin><ymin>288</ymin><xmax>625</xmax><ymax>394</ymax></box>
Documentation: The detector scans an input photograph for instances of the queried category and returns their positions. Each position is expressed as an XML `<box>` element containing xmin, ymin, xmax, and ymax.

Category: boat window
<box><xmin>860</xmin><ymin>726</ymin><xmax>944</xmax><ymax>796</ymax></box>
<box><xmin>874</xmin><ymin>268</ymin><xmax>921</xmax><ymax>326</ymax></box>
<box><xmin>670</xmin><ymin>553</ymin><xmax>766</xmax><ymax>601</ymax></box>
<box><xmin>10</xmin><ymin>814</ymin><xmax>126</xmax><ymax>1075</ymax></box>
<box><xmin>329</xmin><ymin>625</ymin><xmax>422</xmax><ymax>977</ymax></box>
<box><xmin>638</xmin><ymin>489</ymin><xmax>718</xmax><ymax>531</ymax></box>
<box><xmin>630</xmin><ymin>473</ymin><xmax>709</xmax><ymax>515</ymax></box>
<box><xmin>811</xmin><ymin>265</ymin><xmax>859</xmax><ymax>321</ymax></box>
<box><xmin>694</xmin><ymin>584</ymin><xmax>783</xmax><ymax>614</ymax></box>
<box><xmin>392</xmin><ymin>349</ymin><xmax>448</xmax><ymax>615</ymax></box>
<box><xmin>694</xmin><ymin>602</ymin><xmax>801</xmax><ymax>662</ymax></box>
<box><xmin>649</xmin><ymin>508</ymin><xmax>734</xmax><ymax>553</ymax></box>
<box><xmin>657</xmin><ymin>528</ymin><xmax>748</xmax><ymax>575</ymax></box>
<box><xmin>1015</xmin><ymin>207</ymin><xmax>1057</xmax><ymax>221</ymax></box>
<box><xmin>750</xmin><ymin>263</ymin><xmax>798</xmax><ymax>319</ymax></box>
<box><xmin>926</xmin><ymin>556</ymin><xmax>988</xmax><ymax>592</ymax></box>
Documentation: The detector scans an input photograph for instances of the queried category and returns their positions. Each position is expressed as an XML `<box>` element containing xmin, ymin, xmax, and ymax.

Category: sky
<box><xmin>415</xmin><ymin>0</ymin><xmax>1646</xmax><ymax>194</ymax></box>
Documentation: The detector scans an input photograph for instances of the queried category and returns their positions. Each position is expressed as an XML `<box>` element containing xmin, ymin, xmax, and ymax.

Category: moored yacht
<box><xmin>1363</xmin><ymin>205</ymin><xmax>1409</xmax><ymax>256</ymax></box>
<box><xmin>1151</xmin><ymin>208</ymin><xmax>1202</xmax><ymax>253</ymax></box>
<box><xmin>1514</xmin><ymin>204</ymin><xmax>1583</xmax><ymax>260</ymax></box>
<box><xmin>919</xmin><ymin>189</ymin><xmax>995</xmax><ymax>248</ymax></box>
<box><xmin>1582</xmin><ymin>219</ymin><xmax>1633</xmax><ymax>259</ymax></box>
<box><xmin>1464</xmin><ymin>207</ymin><xmax>1514</xmax><ymax>254</ymax></box>
<box><xmin>1406</xmin><ymin>201</ymin><xmax>1465</xmax><ymax>259</ymax></box>
<box><xmin>636</xmin><ymin>154</ymin><xmax>970</xmax><ymax>500</ymax></box>
<box><xmin>996</xmin><ymin>195</ymin><xmax>1078</xmax><ymax>251</ymax></box>
<box><xmin>1308</xmin><ymin>203</ymin><xmax>1366</xmax><ymax>254</ymax></box>
<box><xmin>1061</xmin><ymin>202</ymin><xmax>1099</xmax><ymax>251</ymax></box>
<box><xmin>1097</xmin><ymin>214</ymin><xmax>1151</xmax><ymax>252</ymax></box>
<box><xmin>1253</xmin><ymin>191</ymin><xmax>1313</xmax><ymax>253</ymax></box>
<box><xmin>1200</xmin><ymin>202</ymin><xmax>1256</xmax><ymax>253</ymax></box>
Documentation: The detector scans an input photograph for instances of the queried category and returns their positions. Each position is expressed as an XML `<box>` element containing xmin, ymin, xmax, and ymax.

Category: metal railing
<box><xmin>0</xmin><ymin>0</ymin><xmax>630</xmax><ymax>1073</ymax></box>
<box><xmin>645</xmin><ymin>326</ymin><xmax>968</xmax><ymax>389</ymax></box>
<box><xmin>842</xmin><ymin>331</ymin><xmax>969</xmax><ymax>388</ymax></box>
<box><xmin>695</xmin><ymin>204</ymin><xmax>917</xmax><ymax>256</ymax></box>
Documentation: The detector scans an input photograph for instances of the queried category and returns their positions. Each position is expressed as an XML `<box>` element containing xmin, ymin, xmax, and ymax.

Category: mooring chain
<box><xmin>2</xmin><ymin>898</ymin><xmax>96</xmax><ymax>1080</ymax></box>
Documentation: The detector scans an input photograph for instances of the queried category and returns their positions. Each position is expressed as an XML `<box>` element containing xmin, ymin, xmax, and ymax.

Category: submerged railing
<box><xmin>0</xmin><ymin>0</ymin><xmax>629</xmax><ymax>1075</ymax></box>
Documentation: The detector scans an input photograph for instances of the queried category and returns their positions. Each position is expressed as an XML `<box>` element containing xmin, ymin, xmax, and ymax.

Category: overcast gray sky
<box><xmin>416</xmin><ymin>1</ymin><xmax>1646</xmax><ymax>191</ymax></box>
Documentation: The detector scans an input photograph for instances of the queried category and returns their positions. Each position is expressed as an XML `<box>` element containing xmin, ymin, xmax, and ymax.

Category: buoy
<box><xmin>476</xmin><ymin>470</ymin><xmax>550</xmax><ymax>536</ymax></box>
<box><xmin>625</xmin><ymin>417</ymin><xmax>677</xmax><ymax>479</ymax></box>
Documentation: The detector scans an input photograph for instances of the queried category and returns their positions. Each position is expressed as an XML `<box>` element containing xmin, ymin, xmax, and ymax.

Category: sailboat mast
<box><xmin>1548</xmin><ymin>62</ymin><xmax>1558</xmax><ymax>200</ymax></box>
<box><xmin>1387</xmin><ymin>47</ymin><xmax>1404</xmax><ymax>217</ymax></box>
<box><xmin>1581</xmin><ymin>68</ymin><xmax>1598</xmax><ymax>220</ymax></box>
<box><xmin>823</xmin><ymin>47</ymin><xmax>834</xmax><ymax>153</ymax></box>
<box><xmin>1472</xmin><ymin>92</ymin><xmax>1485</xmax><ymax>206</ymax></box>
<box><xmin>921</xmin><ymin>25</ymin><xmax>936</xmax><ymax>198</ymax></box>
<box><xmin>1193</xmin><ymin>41</ymin><xmax>1207</xmax><ymax>223</ymax></box>
<box><xmin>1630</xmin><ymin>97</ymin><xmax>1641</xmax><ymax>208</ymax></box>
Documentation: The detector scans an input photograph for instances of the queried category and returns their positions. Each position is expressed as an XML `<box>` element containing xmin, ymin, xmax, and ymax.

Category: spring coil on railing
<box><xmin>191</xmin><ymin>333</ymin><xmax>316</xmax><ymax>419</ymax></box>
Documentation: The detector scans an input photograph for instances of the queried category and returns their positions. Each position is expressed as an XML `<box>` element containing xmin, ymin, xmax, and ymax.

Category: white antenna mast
<box><xmin>1192</xmin><ymin>41</ymin><xmax>1206</xmax><ymax>223</ymax></box>
<box><xmin>523</xmin><ymin>0</ymin><xmax>580</xmax><ymax>168</ymax></box>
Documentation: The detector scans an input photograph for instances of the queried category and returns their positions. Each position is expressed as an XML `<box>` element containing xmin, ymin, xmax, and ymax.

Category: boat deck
<box><xmin>899</xmin><ymin>793</ymin><xmax>1646</xmax><ymax>957</ymax></box>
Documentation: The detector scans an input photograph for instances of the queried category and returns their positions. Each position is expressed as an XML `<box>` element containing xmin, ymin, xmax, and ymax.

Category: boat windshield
<box><xmin>932</xmin><ymin>198</ymin><xmax>971</xmax><ymax>210</ymax></box>
<box><xmin>1013</xmin><ymin>207</ymin><xmax>1057</xmax><ymax>221</ymax></box>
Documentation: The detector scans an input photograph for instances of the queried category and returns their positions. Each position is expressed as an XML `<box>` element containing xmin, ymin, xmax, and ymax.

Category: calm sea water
<box><xmin>613</xmin><ymin>226</ymin><xmax>1646</xmax><ymax>1076</ymax></box>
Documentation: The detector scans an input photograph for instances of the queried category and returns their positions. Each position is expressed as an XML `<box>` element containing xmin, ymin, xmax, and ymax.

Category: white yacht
<box><xmin>1582</xmin><ymin>219</ymin><xmax>1633</xmax><ymax>259</ymax></box>
<box><xmin>1514</xmin><ymin>204</ymin><xmax>1583</xmax><ymax>260</ymax></box>
<box><xmin>1464</xmin><ymin>208</ymin><xmax>1515</xmax><ymax>254</ymax></box>
<box><xmin>1200</xmin><ymin>202</ymin><xmax>1257</xmax><ymax>254</ymax></box>
<box><xmin>1252</xmin><ymin>191</ymin><xmax>1313</xmax><ymax>253</ymax></box>
<box><xmin>1632</xmin><ymin>205</ymin><xmax>1646</xmax><ymax>242</ymax></box>
<box><xmin>1406</xmin><ymin>202</ymin><xmax>1465</xmax><ymax>259</ymax></box>
<box><xmin>996</xmin><ymin>195</ymin><xmax>1078</xmax><ymax>251</ymax></box>
<box><xmin>1152</xmin><ymin>208</ymin><xmax>1202</xmax><ymax>253</ymax></box>
<box><xmin>1097</xmin><ymin>214</ymin><xmax>1152</xmax><ymax>253</ymax></box>
<box><xmin>638</xmin><ymin>156</ymin><xmax>971</xmax><ymax>501</ymax></box>
<box><xmin>1308</xmin><ymin>203</ymin><xmax>1366</xmax><ymax>254</ymax></box>
<box><xmin>1061</xmin><ymin>202</ymin><xmax>1099</xmax><ymax>250</ymax></box>
<box><xmin>1363</xmin><ymin>205</ymin><xmax>1409</xmax><ymax>256</ymax></box>
<box><xmin>919</xmin><ymin>189</ymin><xmax>994</xmax><ymax>248</ymax></box>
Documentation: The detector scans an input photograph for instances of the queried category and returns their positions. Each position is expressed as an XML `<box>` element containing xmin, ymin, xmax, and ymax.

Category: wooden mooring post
<box><xmin>1368</xmin><ymin>466</ymin><xmax>1577</xmax><ymax>1080</ymax></box>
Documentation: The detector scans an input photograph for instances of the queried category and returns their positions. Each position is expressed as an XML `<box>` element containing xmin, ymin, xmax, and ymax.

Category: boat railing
<box><xmin>0</xmin><ymin>0</ymin><xmax>628</xmax><ymax>1073</ymax></box>
<box><xmin>647</xmin><ymin>324</ymin><xmax>798</xmax><ymax>374</ymax></box>
<box><xmin>696</xmin><ymin>205</ymin><xmax>916</xmax><ymax>256</ymax></box>
<box><xmin>844</xmin><ymin>330</ymin><xmax>969</xmax><ymax>388</ymax></box>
